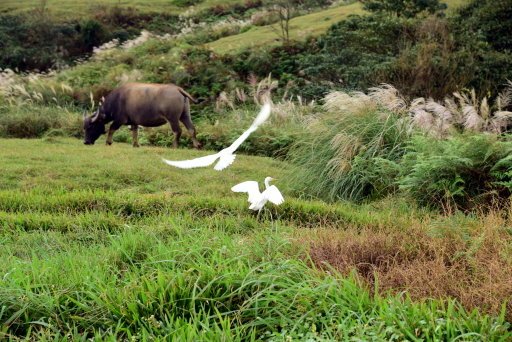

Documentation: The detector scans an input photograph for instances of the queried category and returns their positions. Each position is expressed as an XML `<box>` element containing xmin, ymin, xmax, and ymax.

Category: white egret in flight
<box><xmin>162</xmin><ymin>103</ymin><xmax>271</xmax><ymax>171</ymax></box>
<box><xmin>231</xmin><ymin>177</ymin><xmax>284</xmax><ymax>211</ymax></box>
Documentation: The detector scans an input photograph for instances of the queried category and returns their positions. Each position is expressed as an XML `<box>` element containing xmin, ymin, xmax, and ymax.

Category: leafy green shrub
<box><xmin>398</xmin><ymin>134</ymin><xmax>512</xmax><ymax>211</ymax></box>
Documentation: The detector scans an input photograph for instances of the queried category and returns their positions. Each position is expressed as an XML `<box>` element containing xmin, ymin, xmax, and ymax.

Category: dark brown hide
<box><xmin>83</xmin><ymin>83</ymin><xmax>201</xmax><ymax>148</ymax></box>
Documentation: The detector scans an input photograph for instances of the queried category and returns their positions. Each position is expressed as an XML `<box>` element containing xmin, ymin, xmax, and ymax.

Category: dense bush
<box><xmin>449</xmin><ymin>0</ymin><xmax>512</xmax><ymax>96</ymax></box>
<box><xmin>399</xmin><ymin>134</ymin><xmax>512</xmax><ymax>211</ymax></box>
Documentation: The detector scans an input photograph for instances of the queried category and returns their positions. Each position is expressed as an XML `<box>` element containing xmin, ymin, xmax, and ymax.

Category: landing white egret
<box><xmin>162</xmin><ymin>103</ymin><xmax>271</xmax><ymax>171</ymax></box>
<box><xmin>231</xmin><ymin>177</ymin><xmax>284</xmax><ymax>211</ymax></box>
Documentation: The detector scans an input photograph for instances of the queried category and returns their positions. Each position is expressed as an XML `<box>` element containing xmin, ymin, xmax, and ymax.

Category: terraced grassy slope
<box><xmin>207</xmin><ymin>2</ymin><xmax>364</xmax><ymax>53</ymax></box>
<box><xmin>1</xmin><ymin>137</ymin><xmax>511</xmax><ymax>339</ymax></box>
<box><xmin>207</xmin><ymin>0</ymin><xmax>469</xmax><ymax>54</ymax></box>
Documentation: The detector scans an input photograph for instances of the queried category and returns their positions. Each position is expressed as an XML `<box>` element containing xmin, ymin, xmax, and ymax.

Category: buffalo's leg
<box><xmin>180</xmin><ymin>112</ymin><xmax>202</xmax><ymax>149</ymax></box>
<box><xmin>131</xmin><ymin>125</ymin><xmax>139</xmax><ymax>147</ymax></box>
<box><xmin>106</xmin><ymin>122</ymin><xmax>122</xmax><ymax>145</ymax></box>
<box><xmin>169</xmin><ymin>119</ymin><xmax>182</xmax><ymax>148</ymax></box>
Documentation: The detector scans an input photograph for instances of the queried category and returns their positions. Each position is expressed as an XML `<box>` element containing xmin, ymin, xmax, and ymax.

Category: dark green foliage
<box><xmin>454</xmin><ymin>0</ymin><xmax>512</xmax><ymax>53</ymax></box>
<box><xmin>80</xmin><ymin>19</ymin><xmax>105</xmax><ymax>50</ymax></box>
<box><xmin>0</xmin><ymin>14</ymin><xmax>83</xmax><ymax>70</ymax></box>
<box><xmin>360</xmin><ymin>0</ymin><xmax>447</xmax><ymax>17</ymax></box>
<box><xmin>399</xmin><ymin>134</ymin><xmax>512</xmax><ymax>211</ymax></box>
<box><xmin>170</xmin><ymin>47</ymin><xmax>241</xmax><ymax>100</ymax></box>
<box><xmin>449</xmin><ymin>0</ymin><xmax>512</xmax><ymax>96</ymax></box>
<box><xmin>298</xmin><ymin>15</ymin><xmax>408</xmax><ymax>93</ymax></box>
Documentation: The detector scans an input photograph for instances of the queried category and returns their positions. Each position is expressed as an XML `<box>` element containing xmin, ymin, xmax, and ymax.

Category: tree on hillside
<box><xmin>359</xmin><ymin>0</ymin><xmax>447</xmax><ymax>17</ymax></box>
<box><xmin>267</xmin><ymin>0</ymin><xmax>332</xmax><ymax>45</ymax></box>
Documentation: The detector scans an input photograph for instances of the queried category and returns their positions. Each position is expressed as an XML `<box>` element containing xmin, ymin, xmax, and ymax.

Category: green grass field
<box><xmin>1</xmin><ymin>137</ymin><xmax>511</xmax><ymax>339</ymax></box>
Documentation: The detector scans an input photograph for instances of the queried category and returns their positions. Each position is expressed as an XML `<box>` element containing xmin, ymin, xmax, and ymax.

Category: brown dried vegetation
<box><xmin>301</xmin><ymin>210</ymin><xmax>512</xmax><ymax>320</ymax></box>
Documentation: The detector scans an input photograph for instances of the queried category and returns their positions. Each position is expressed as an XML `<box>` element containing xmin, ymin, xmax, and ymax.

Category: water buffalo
<box><xmin>83</xmin><ymin>82</ymin><xmax>202</xmax><ymax>148</ymax></box>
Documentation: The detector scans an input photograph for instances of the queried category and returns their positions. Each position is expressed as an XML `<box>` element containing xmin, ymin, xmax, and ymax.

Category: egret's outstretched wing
<box><xmin>263</xmin><ymin>185</ymin><xmax>284</xmax><ymax>205</ymax></box>
<box><xmin>250</xmin><ymin>103</ymin><xmax>271</xmax><ymax>129</ymax></box>
<box><xmin>162</xmin><ymin>103</ymin><xmax>271</xmax><ymax>170</ymax></box>
<box><xmin>231</xmin><ymin>181</ymin><xmax>261</xmax><ymax>203</ymax></box>
<box><xmin>214</xmin><ymin>153</ymin><xmax>237</xmax><ymax>171</ymax></box>
<box><xmin>162</xmin><ymin>153</ymin><xmax>219</xmax><ymax>169</ymax></box>
<box><xmin>224</xmin><ymin>103</ymin><xmax>271</xmax><ymax>154</ymax></box>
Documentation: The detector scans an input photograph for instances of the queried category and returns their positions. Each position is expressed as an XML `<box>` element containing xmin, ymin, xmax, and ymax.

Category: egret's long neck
<box><xmin>264</xmin><ymin>178</ymin><xmax>271</xmax><ymax>189</ymax></box>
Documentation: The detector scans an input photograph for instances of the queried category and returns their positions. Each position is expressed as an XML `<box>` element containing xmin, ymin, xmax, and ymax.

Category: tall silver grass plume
<box><xmin>234</xmin><ymin>88</ymin><xmax>247</xmax><ymax>103</ymax></box>
<box><xmin>489</xmin><ymin>111</ymin><xmax>512</xmax><ymax>133</ymax></box>
<box><xmin>368</xmin><ymin>83</ymin><xmax>407</xmax><ymax>113</ymax></box>
<box><xmin>425</xmin><ymin>98</ymin><xmax>453</xmax><ymax>122</ymax></box>
<box><xmin>462</xmin><ymin>104</ymin><xmax>484</xmax><ymax>131</ymax></box>
<box><xmin>215</xmin><ymin>91</ymin><xmax>235</xmax><ymax>111</ymax></box>
<box><xmin>480</xmin><ymin>97</ymin><xmax>490</xmax><ymax>120</ymax></box>
<box><xmin>323</xmin><ymin>91</ymin><xmax>372</xmax><ymax>114</ymax></box>
<box><xmin>497</xmin><ymin>80</ymin><xmax>512</xmax><ymax>110</ymax></box>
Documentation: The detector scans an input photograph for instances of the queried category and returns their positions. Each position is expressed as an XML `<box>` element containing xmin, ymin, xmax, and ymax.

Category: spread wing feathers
<box><xmin>162</xmin><ymin>153</ymin><xmax>219</xmax><ymax>169</ymax></box>
<box><xmin>231</xmin><ymin>181</ymin><xmax>261</xmax><ymax>203</ymax></box>
<box><xmin>263</xmin><ymin>185</ymin><xmax>284</xmax><ymax>205</ymax></box>
<box><xmin>224</xmin><ymin>103</ymin><xmax>271</xmax><ymax>153</ymax></box>
<box><xmin>214</xmin><ymin>153</ymin><xmax>237</xmax><ymax>171</ymax></box>
<box><xmin>251</xmin><ymin>103</ymin><xmax>272</xmax><ymax>129</ymax></box>
<box><xmin>162</xmin><ymin>103</ymin><xmax>271</xmax><ymax>170</ymax></box>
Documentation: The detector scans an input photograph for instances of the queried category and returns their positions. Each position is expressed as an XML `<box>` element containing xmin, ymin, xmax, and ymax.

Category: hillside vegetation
<box><xmin>207</xmin><ymin>0</ymin><xmax>468</xmax><ymax>53</ymax></box>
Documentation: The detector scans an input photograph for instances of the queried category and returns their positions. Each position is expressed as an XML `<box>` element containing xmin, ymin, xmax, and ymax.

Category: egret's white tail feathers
<box><xmin>214</xmin><ymin>154</ymin><xmax>237</xmax><ymax>171</ymax></box>
<box><xmin>249</xmin><ymin>200</ymin><xmax>265</xmax><ymax>211</ymax></box>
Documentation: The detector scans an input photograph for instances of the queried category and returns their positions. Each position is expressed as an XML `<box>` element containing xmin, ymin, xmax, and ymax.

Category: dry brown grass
<box><xmin>298</xmin><ymin>211</ymin><xmax>512</xmax><ymax>320</ymax></box>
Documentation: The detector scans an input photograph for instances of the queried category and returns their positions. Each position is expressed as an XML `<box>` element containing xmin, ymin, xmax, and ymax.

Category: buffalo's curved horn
<box><xmin>90</xmin><ymin>110</ymin><xmax>100</xmax><ymax>123</ymax></box>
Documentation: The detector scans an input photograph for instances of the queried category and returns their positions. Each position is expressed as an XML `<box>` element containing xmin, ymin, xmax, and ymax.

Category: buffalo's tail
<box><xmin>178</xmin><ymin>88</ymin><xmax>197</xmax><ymax>104</ymax></box>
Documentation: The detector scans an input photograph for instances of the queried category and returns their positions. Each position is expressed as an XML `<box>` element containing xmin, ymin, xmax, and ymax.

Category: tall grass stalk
<box><xmin>288</xmin><ymin>90</ymin><xmax>412</xmax><ymax>202</ymax></box>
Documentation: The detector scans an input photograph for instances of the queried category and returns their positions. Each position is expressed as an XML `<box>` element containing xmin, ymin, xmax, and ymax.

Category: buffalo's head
<box><xmin>83</xmin><ymin>110</ymin><xmax>106</xmax><ymax>145</ymax></box>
